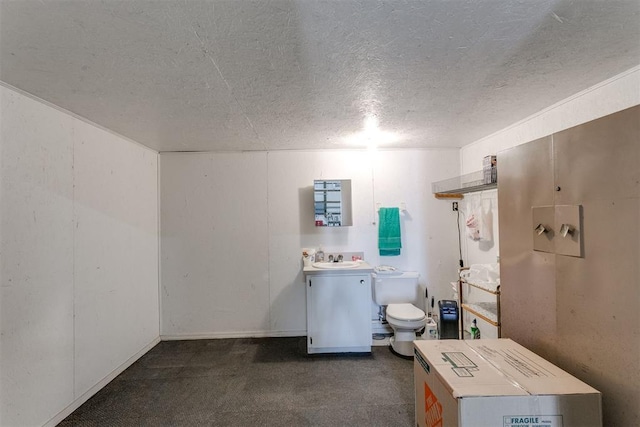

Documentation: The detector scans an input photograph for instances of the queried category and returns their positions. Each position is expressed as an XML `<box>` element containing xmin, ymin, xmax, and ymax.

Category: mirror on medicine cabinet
<box><xmin>314</xmin><ymin>179</ymin><xmax>352</xmax><ymax>227</ymax></box>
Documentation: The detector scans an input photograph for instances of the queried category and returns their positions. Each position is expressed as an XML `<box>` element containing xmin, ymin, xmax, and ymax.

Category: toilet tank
<box><xmin>372</xmin><ymin>272</ymin><xmax>420</xmax><ymax>305</ymax></box>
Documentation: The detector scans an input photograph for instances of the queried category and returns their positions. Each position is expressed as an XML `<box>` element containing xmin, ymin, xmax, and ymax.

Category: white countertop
<box><xmin>303</xmin><ymin>261</ymin><xmax>374</xmax><ymax>275</ymax></box>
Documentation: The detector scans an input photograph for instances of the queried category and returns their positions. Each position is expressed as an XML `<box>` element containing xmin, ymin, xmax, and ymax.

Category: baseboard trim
<box><xmin>43</xmin><ymin>336</ymin><xmax>161</xmax><ymax>427</ymax></box>
<box><xmin>160</xmin><ymin>330</ymin><xmax>306</xmax><ymax>340</ymax></box>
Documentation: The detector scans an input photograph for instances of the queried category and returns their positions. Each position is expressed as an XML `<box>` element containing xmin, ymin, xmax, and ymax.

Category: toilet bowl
<box><xmin>386</xmin><ymin>303</ymin><xmax>427</xmax><ymax>356</ymax></box>
<box><xmin>373</xmin><ymin>272</ymin><xmax>427</xmax><ymax>357</ymax></box>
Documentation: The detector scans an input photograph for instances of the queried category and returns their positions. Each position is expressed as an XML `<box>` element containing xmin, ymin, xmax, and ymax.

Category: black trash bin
<box><xmin>438</xmin><ymin>300</ymin><xmax>459</xmax><ymax>339</ymax></box>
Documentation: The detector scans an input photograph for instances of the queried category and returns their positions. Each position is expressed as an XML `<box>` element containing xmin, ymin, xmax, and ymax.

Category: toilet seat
<box><xmin>387</xmin><ymin>303</ymin><xmax>425</xmax><ymax>321</ymax></box>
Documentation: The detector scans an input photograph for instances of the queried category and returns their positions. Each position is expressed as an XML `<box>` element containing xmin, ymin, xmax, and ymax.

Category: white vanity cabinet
<box><xmin>305</xmin><ymin>270</ymin><xmax>372</xmax><ymax>354</ymax></box>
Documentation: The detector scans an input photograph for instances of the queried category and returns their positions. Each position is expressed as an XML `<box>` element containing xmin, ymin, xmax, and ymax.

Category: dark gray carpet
<box><xmin>59</xmin><ymin>337</ymin><xmax>415</xmax><ymax>426</ymax></box>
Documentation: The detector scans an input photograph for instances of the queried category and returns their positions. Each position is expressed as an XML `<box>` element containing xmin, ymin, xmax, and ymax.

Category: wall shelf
<box><xmin>432</xmin><ymin>170</ymin><xmax>497</xmax><ymax>198</ymax></box>
<box><xmin>461</xmin><ymin>302</ymin><xmax>499</xmax><ymax>326</ymax></box>
<box><xmin>458</xmin><ymin>266</ymin><xmax>501</xmax><ymax>338</ymax></box>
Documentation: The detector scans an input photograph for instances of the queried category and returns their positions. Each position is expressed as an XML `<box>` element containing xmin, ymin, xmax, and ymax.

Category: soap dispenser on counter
<box><xmin>316</xmin><ymin>246</ymin><xmax>325</xmax><ymax>262</ymax></box>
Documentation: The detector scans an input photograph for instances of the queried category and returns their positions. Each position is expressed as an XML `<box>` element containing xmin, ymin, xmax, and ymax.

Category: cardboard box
<box><xmin>414</xmin><ymin>339</ymin><xmax>601</xmax><ymax>427</ymax></box>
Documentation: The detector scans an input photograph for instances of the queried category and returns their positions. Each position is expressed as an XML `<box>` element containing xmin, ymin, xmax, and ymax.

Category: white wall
<box><xmin>459</xmin><ymin>65</ymin><xmax>640</xmax><ymax>266</ymax></box>
<box><xmin>72</xmin><ymin>119</ymin><xmax>159</xmax><ymax>399</ymax></box>
<box><xmin>160</xmin><ymin>149</ymin><xmax>460</xmax><ymax>338</ymax></box>
<box><xmin>0</xmin><ymin>85</ymin><xmax>160</xmax><ymax>427</ymax></box>
<box><xmin>160</xmin><ymin>152</ymin><xmax>270</xmax><ymax>337</ymax></box>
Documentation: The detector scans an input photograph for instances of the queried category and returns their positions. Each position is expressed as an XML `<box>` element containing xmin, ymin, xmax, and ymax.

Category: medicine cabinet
<box><xmin>314</xmin><ymin>179</ymin><xmax>352</xmax><ymax>227</ymax></box>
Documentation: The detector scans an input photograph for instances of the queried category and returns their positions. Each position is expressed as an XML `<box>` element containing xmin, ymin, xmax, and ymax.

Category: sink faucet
<box><xmin>327</xmin><ymin>254</ymin><xmax>344</xmax><ymax>263</ymax></box>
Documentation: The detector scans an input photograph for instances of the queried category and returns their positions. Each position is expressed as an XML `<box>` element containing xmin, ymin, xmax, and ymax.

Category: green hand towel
<box><xmin>378</xmin><ymin>207</ymin><xmax>401</xmax><ymax>256</ymax></box>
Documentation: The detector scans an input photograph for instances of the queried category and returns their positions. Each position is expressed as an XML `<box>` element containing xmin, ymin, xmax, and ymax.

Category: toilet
<box><xmin>373</xmin><ymin>271</ymin><xmax>427</xmax><ymax>357</ymax></box>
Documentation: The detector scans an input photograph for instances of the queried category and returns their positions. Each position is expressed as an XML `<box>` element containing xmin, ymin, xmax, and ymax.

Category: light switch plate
<box><xmin>532</xmin><ymin>206</ymin><xmax>555</xmax><ymax>253</ymax></box>
<box><xmin>555</xmin><ymin>204</ymin><xmax>582</xmax><ymax>257</ymax></box>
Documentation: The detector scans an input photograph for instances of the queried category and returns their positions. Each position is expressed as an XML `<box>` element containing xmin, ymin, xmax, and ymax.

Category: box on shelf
<box><xmin>414</xmin><ymin>339</ymin><xmax>601</xmax><ymax>427</ymax></box>
<box><xmin>483</xmin><ymin>155</ymin><xmax>497</xmax><ymax>184</ymax></box>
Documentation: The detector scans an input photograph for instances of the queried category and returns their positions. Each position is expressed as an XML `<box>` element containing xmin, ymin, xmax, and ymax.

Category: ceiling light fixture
<box><xmin>344</xmin><ymin>115</ymin><xmax>400</xmax><ymax>148</ymax></box>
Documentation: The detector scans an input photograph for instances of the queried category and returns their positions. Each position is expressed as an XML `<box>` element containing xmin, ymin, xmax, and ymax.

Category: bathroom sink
<box><xmin>312</xmin><ymin>261</ymin><xmax>360</xmax><ymax>269</ymax></box>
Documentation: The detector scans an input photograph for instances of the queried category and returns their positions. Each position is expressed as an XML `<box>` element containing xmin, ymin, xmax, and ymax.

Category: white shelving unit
<box><xmin>458</xmin><ymin>269</ymin><xmax>501</xmax><ymax>339</ymax></box>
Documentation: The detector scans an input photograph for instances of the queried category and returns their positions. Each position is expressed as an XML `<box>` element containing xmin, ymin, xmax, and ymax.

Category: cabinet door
<box><xmin>307</xmin><ymin>275</ymin><xmax>371</xmax><ymax>351</ymax></box>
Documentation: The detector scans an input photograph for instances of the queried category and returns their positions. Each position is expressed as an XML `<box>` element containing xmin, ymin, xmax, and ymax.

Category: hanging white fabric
<box><xmin>465</xmin><ymin>194</ymin><xmax>494</xmax><ymax>242</ymax></box>
<box><xmin>479</xmin><ymin>197</ymin><xmax>493</xmax><ymax>242</ymax></box>
<box><xmin>465</xmin><ymin>196</ymin><xmax>481</xmax><ymax>241</ymax></box>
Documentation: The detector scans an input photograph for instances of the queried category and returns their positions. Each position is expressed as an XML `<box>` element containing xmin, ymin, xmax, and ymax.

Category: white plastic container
<box><xmin>424</xmin><ymin>318</ymin><xmax>438</xmax><ymax>340</ymax></box>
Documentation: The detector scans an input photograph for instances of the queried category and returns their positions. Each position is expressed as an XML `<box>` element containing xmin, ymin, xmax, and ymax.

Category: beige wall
<box><xmin>498</xmin><ymin>105</ymin><xmax>639</xmax><ymax>425</ymax></box>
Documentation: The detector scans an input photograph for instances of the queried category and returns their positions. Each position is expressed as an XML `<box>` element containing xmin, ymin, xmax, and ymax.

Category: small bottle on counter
<box><xmin>316</xmin><ymin>246</ymin><xmax>324</xmax><ymax>262</ymax></box>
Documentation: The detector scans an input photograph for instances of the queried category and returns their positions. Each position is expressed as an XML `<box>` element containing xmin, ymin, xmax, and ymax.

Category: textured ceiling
<box><xmin>1</xmin><ymin>0</ymin><xmax>639</xmax><ymax>152</ymax></box>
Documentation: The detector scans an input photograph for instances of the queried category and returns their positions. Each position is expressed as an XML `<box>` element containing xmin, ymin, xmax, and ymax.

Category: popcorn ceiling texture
<box><xmin>1</xmin><ymin>0</ymin><xmax>638</xmax><ymax>152</ymax></box>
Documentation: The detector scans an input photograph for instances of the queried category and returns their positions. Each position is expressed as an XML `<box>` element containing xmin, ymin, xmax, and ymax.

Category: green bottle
<box><xmin>471</xmin><ymin>319</ymin><xmax>480</xmax><ymax>339</ymax></box>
